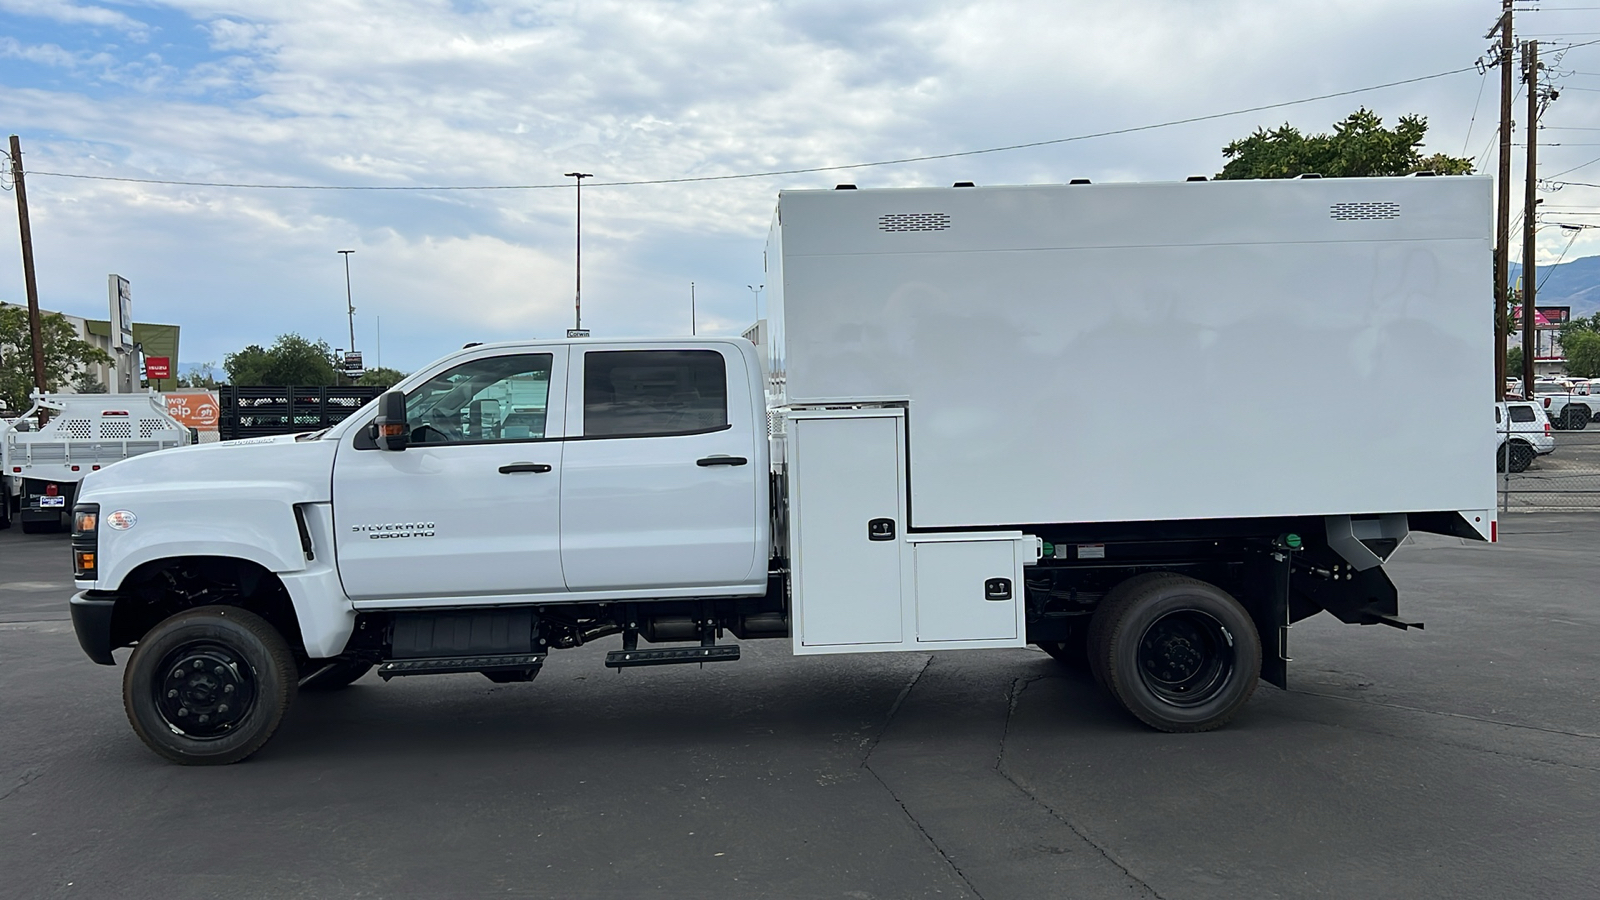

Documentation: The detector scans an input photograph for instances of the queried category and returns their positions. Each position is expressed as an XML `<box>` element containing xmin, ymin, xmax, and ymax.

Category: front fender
<box><xmin>92</xmin><ymin>490</ymin><xmax>312</xmax><ymax>591</ymax></box>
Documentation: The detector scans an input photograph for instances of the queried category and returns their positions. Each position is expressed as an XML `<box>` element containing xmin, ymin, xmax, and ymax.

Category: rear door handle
<box><xmin>498</xmin><ymin>462</ymin><xmax>552</xmax><ymax>474</ymax></box>
<box><xmin>696</xmin><ymin>456</ymin><xmax>748</xmax><ymax>467</ymax></box>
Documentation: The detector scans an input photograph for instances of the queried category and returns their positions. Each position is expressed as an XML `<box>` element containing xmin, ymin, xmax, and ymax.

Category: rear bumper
<box><xmin>69</xmin><ymin>591</ymin><xmax>117</xmax><ymax>666</ymax></box>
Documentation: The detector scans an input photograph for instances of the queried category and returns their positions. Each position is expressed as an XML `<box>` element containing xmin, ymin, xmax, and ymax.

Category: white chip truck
<box><xmin>68</xmin><ymin>176</ymin><xmax>1495</xmax><ymax>764</ymax></box>
<box><xmin>3</xmin><ymin>392</ymin><xmax>188</xmax><ymax>533</ymax></box>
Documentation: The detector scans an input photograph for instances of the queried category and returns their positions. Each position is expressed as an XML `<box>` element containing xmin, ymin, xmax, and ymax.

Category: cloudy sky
<box><xmin>1</xmin><ymin>0</ymin><xmax>1597</xmax><ymax>374</ymax></box>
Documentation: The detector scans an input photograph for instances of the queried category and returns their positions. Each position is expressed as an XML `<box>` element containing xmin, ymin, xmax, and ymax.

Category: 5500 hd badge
<box><xmin>351</xmin><ymin>522</ymin><xmax>437</xmax><ymax>539</ymax></box>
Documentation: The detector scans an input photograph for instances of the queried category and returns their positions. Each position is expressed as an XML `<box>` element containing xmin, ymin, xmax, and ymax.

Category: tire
<box><xmin>0</xmin><ymin>497</ymin><xmax>9</xmax><ymax>530</ymax></box>
<box><xmin>1087</xmin><ymin>572</ymin><xmax>1177</xmax><ymax>688</ymax></box>
<box><xmin>122</xmin><ymin>606</ymin><xmax>296</xmax><ymax>765</ymax></box>
<box><xmin>298</xmin><ymin>657</ymin><xmax>373</xmax><ymax>691</ymax></box>
<box><xmin>1571</xmin><ymin>407</ymin><xmax>1591</xmax><ymax>430</ymax></box>
<box><xmin>1508</xmin><ymin>441</ymin><xmax>1534</xmax><ymax>473</ymax></box>
<box><xmin>1091</xmin><ymin>573</ymin><xmax>1261</xmax><ymax>733</ymax></box>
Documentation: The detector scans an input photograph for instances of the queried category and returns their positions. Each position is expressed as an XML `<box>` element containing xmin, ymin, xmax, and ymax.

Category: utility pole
<box><xmin>564</xmin><ymin>172</ymin><xmax>593</xmax><ymax>335</ymax></box>
<box><xmin>1490</xmin><ymin>1</ymin><xmax>1514</xmax><ymax>398</ymax></box>
<box><xmin>1522</xmin><ymin>39</ymin><xmax>1539</xmax><ymax>397</ymax></box>
<box><xmin>8</xmin><ymin>135</ymin><xmax>47</xmax><ymax>396</ymax></box>
<box><xmin>690</xmin><ymin>282</ymin><xmax>696</xmax><ymax>336</ymax></box>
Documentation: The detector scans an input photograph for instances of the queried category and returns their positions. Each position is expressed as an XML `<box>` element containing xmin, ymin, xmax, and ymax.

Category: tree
<box><xmin>357</xmin><ymin>366</ymin><xmax>407</xmax><ymax>389</ymax></box>
<box><xmin>72</xmin><ymin>371</ymin><xmax>108</xmax><ymax>394</ymax></box>
<box><xmin>1565</xmin><ymin>332</ymin><xmax>1600</xmax><ymax>379</ymax></box>
<box><xmin>224</xmin><ymin>333</ymin><xmax>339</xmax><ymax>386</ymax></box>
<box><xmin>1506</xmin><ymin>345</ymin><xmax>1524</xmax><ymax>379</ymax></box>
<box><xmin>0</xmin><ymin>305</ymin><xmax>114</xmax><ymax>409</ymax></box>
<box><xmin>1216</xmin><ymin>108</ymin><xmax>1474</xmax><ymax>180</ymax></box>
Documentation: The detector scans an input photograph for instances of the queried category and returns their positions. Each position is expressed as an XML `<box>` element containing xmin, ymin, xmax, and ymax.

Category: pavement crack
<box><xmin>995</xmin><ymin>676</ymin><xmax>1165</xmax><ymax>900</ymax></box>
<box><xmin>0</xmin><ymin>766</ymin><xmax>45</xmax><ymax>803</ymax></box>
<box><xmin>861</xmin><ymin>657</ymin><xmax>984</xmax><ymax>899</ymax></box>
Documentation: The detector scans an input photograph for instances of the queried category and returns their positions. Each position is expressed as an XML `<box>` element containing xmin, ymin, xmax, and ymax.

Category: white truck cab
<box><xmin>70</xmin><ymin>177</ymin><xmax>1497</xmax><ymax>765</ymax></box>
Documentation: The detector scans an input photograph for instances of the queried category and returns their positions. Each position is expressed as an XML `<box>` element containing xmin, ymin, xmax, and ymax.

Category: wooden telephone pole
<box><xmin>8</xmin><ymin>135</ymin><xmax>48</xmax><ymax>397</ymax></box>
<box><xmin>1523</xmin><ymin>40</ymin><xmax>1539</xmax><ymax>396</ymax></box>
<box><xmin>1491</xmin><ymin>1</ymin><xmax>1514</xmax><ymax>398</ymax></box>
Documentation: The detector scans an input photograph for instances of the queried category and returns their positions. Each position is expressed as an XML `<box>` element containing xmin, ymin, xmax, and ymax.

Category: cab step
<box><xmin>604</xmin><ymin>646</ymin><xmax>740</xmax><ymax>669</ymax></box>
<box><xmin>378</xmin><ymin>653</ymin><xmax>546</xmax><ymax>680</ymax></box>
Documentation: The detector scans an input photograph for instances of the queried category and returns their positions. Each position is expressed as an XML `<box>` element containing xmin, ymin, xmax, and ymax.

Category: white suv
<box><xmin>1497</xmin><ymin>401</ymin><xmax>1554</xmax><ymax>473</ymax></box>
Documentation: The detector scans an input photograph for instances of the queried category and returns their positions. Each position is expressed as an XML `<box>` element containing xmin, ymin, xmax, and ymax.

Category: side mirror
<box><xmin>368</xmin><ymin>391</ymin><xmax>409</xmax><ymax>451</ymax></box>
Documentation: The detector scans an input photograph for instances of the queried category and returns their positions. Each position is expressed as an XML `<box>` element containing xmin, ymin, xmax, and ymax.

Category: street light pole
<box><xmin>564</xmin><ymin>172</ymin><xmax>593</xmax><ymax>333</ymax></box>
<box><xmin>747</xmin><ymin>283</ymin><xmax>764</xmax><ymax>319</ymax></box>
<box><xmin>338</xmin><ymin>250</ymin><xmax>356</xmax><ymax>354</ymax></box>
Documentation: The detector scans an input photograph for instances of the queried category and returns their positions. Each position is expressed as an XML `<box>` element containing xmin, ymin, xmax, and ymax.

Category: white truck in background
<box><xmin>2</xmin><ymin>392</ymin><xmax>189</xmax><ymax>533</ymax></box>
<box><xmin>68</xmin><ymin>176</ymin><xmax>1495</xmax><ymax>765</ymax></box>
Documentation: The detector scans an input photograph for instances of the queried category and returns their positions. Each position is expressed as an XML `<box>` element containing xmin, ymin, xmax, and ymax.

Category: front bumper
<box><xmin>69</xmin><ymin>591</ymin><xmax>118</xmax><ymax>666</ymax></box>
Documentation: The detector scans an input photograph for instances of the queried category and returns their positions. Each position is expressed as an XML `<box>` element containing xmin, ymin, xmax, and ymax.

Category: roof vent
<box><xmin>1330</xmin><ymin>201</ymin><xmax>1400</xmax><ymax>221</ymax></box>
<box><xmin>1296</xmin><ymin>173</ymin><xmax>1322</xmax><ymax>179</ymax></box>
<box><xmin>1186</xmin><ymin>176</ymin><xmax>1208</xmax><ymax>182</ymax></box>
<box><xmin>1069</xmin><ymin>179</ymin><xmax>1091</xmax><ymax>185</ymax></box>
<box><xmin>835</xmin><ymin>184</ymin><xmax>857</xmax><ymax>190</ymax></box>
<box><xmin>879</xmin><ymin>212</ymin><xmax>951</xmax><ymax>233</ymax></box>
<box><xmin>952</xmin><ymin>181</ymin><xmax>975</xmax><ymax>188</ymax></box>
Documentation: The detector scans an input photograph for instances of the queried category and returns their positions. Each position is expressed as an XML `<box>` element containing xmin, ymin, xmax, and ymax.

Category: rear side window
<box><xmin>582</xmin><ymin>350</ymin><xmax>728</xmax><ymax>438</ymax></box>
<box><xmin>1510</xmin><ymin>406</ymin><xmax>1536</xmax><ymax>423</ymax></box>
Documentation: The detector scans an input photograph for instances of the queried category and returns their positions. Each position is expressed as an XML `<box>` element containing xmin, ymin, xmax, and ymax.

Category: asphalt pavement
<box><xmin>1</xmin><ymin>517</ymin><xmax>1597</xmax><ymax>899</ymax></box>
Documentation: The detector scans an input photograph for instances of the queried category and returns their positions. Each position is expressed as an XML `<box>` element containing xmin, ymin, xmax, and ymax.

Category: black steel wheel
<box><xmin>1508</xmin><ymin>441</ymin><xmax>1535</xmax><ymax>473</ymax></box>
<box><xmin>123</xmin><ymin>606</ymin><xmax>295</xmax><ymax>765</ymax></box>
<box><xmin>1091</xmin><ymin>573</ymin><xmax>1260</xmax><ymax>733</ymax></box>
<box><xmin>298</xmin><ymin>657</ymin><xmax>373</xmax><ymax>691</ymax></box>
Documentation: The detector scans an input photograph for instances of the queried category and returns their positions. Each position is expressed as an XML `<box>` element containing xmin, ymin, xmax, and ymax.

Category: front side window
<box><xmin>404</xmin><ymin>354</ymin><xmax>552</xmax><ymax>444</ymax></box>
<box><xmin>582</xmin><ymin>350</ymin><xmax>728</xmax><ymax>438</ymax></box>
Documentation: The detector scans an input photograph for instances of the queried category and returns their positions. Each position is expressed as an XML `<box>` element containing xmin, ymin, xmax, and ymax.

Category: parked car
<box><xmin>1497</xmin><ymin>401</ymin><xmax>1554</xmax><ymax>473</ymax></box>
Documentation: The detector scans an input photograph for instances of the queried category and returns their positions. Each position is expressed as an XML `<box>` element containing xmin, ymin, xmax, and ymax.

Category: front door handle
<box><xmin>498</xmin><ymin>462</ymin><xmax>553</xmax><ymax>474</ymax></box>
<box><xmin>696</xmin><ymin>456</ymin><xmax>748</xmax><ymax>467</ymax></box>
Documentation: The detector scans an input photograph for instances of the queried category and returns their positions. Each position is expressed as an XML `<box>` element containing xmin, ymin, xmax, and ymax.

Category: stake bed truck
<box><xmin>69</xmin><ymin>177</ymin><xmax>1494</xmax><ymax>764</ymax></box>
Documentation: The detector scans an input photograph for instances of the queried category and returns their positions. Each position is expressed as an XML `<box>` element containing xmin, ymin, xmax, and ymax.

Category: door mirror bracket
<box><xmin>369</xmin><ymin>391</ymin><xmax>410</xmax><ymax>451</ymax></box>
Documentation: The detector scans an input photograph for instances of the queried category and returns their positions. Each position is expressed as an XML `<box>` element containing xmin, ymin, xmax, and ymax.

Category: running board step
<box><xmin>378</xmin><ymin>653</ymin><xmax>545</xmax><ymax>680</ymax></box>
<box><xmin>605</xmin><ymin>646</ymin><xmax>740</xmax><ymax>669</ymax></box>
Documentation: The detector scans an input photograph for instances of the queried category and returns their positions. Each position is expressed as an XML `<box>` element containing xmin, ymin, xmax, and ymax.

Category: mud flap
<box><xmin>1242</xmin><ymin>549</ymin><xmax>1293</xmax><ymax>690</ymax></box>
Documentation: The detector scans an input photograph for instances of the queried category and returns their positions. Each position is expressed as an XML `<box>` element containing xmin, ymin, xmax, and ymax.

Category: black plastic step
<box><xmin>604</xmin><ymin>645</ymin><xmax>740</xmax><ymax>669</ymax></box>
<box><xmin>377</xmin><ymin>653</ymin><xmax>545</xmax><ymax>680</ymax></box>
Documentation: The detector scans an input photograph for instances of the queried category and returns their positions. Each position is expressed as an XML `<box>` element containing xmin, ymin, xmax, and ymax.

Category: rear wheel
<box><xmin>1508</xmin><ymin>441</ymin><xmax>1535</xmax><ymax>473</ymax></box>
<box><xmin>123</xmin><ymin>606</ymin><xmax>296</xmax><ymax>765</ymax></box>
<box><xmin>1089</xmin><ymin>573</ymin><xmax>1260</xmax><ymax>733</ymax></box>
<box><xmin>1570</xmin><ymin>407</ymin><xmax>1591</xmax><ymax>430</ymax></box>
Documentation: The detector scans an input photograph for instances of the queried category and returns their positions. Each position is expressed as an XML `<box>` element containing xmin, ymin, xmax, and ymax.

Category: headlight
<box><xmin>72</xmin><ymin>503</ymin><xmax>100</xmax><ymax>580</ymax></box>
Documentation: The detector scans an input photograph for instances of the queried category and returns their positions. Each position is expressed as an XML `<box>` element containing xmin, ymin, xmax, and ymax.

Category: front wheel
<box><xmin>1089</xmin><ymin>573</ymin><xmax>1260</xmax><ymax>733</ymax></box>
<box><xmin>123</xmin><ymin>606</ymin><xmax>296</xmax><ymax>765</ymax></box>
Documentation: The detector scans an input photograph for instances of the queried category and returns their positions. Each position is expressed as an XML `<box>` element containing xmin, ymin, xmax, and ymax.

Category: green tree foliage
<box><xmin>0</xmin><ymin>305</ymin><xmax>114</xmax><ymax>409</ymax></box>
<box><xmin>1506</xmin><ymin>345</ymin><xmax>1524</xmax><ymax>378</ymax></box>
<box><xmin>224</xmin><ymin>333</ymin><xmax>339</xmax><ymax>386</ymax></box>
<box><xmin>1217</xmin><ymin>109</ymin><xmax>1474</xmax><ymax>180</ymax></box>
<box><xmin>357</xmin><ymin>366</ymin><xmax>407</xmax><ymax>389</ymax></box>
<box><xmin>1564</xmin><ymin>332</ymin><xmax>1600</xmax><ymax>379</ymax></box>
<box><xmin>1560</xmin><ymin>314</ymin><xmax>1600</xmax><ymax>378</ymax></box>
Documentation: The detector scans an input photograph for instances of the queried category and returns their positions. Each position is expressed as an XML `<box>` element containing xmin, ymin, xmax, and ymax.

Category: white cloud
<box><xmin>0</xmin><ymin>0</ymin><xmax>148</xmax><ymax>35</ymax></box>
<box><xmin>0</xmin><ymin>0</ymin><xmax>1596</xmax><ymax>370</ymax></box>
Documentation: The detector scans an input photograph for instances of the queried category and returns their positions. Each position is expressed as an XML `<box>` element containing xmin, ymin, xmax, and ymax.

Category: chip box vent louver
<box><xmin>1330</xmin><ymin>201</ymin><xmax>1400</xmax><ymax>221</ymax></box>
<box><xmin>879</xmin><ymin>212</ymin><xmax>952</xmax><ymax>232</ymax></box>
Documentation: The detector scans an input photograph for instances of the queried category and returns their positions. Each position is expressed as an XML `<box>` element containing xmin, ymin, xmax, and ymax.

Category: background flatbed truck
<box><xmin>68</xmin><ymin>175</ymin><xmax>1493</xmax><ymax>764</ymax></box>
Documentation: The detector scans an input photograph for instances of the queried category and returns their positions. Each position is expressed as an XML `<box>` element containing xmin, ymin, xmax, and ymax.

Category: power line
<box><xmin>26</xmin><ymin>65</ymin><xmax>1480</xmax><ymax>193</ymax></box>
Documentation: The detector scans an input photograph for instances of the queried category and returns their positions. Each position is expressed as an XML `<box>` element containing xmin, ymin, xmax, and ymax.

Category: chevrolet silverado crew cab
<box><xmin>69</xmin><ymin>177</ymin><xmax>1497</xmax><ymax>764</ymax></box>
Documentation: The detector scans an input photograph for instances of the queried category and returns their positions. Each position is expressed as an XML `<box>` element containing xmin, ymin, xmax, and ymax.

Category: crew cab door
<box><xmin>332</xmin><ymin>348</ymin><xmax>568</xmax><ymax>602</ymax></box>
<box><xmin>559</xmin><ymin>343</ymin><xmax>761</xmax><ymax>591</ymax></box>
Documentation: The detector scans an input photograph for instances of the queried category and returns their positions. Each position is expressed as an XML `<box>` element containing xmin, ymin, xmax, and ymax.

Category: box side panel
<box><xmin>778</xmin><ymin>181</ymin><xmax>1494</xmax><ymax>527</ymax></box>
